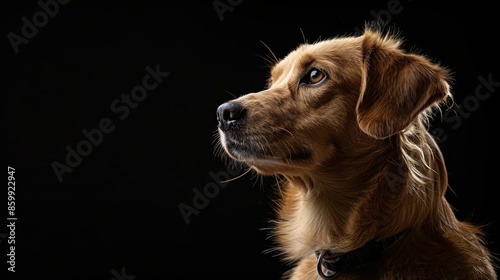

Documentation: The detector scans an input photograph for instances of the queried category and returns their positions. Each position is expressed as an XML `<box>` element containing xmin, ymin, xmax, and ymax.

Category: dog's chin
<box><xmin>223</xmin><ymin>144</ymin><xmax>312</xmax><ymax>175</ymax></box>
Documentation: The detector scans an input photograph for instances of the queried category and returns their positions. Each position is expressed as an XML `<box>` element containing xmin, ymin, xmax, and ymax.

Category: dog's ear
<box><xmin>356</xmin><ymin>28</ymin><xmax>452</xmax><ymax>139</ymax></box>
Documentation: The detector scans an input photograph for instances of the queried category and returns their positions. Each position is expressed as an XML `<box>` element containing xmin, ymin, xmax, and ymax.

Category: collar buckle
<box><xmin>316</xmin><ymin>250</ymin><xmax>341</xmax><ymax>279</ymax></box>
<box><xmin>315</xmin><ymin>233</ymin><xmax>403</xmax><ymax>279</ymax></box>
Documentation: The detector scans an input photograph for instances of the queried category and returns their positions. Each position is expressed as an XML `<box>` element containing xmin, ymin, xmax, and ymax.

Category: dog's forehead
<box><xmin>270</xmin><ymin>44</ymin><xmax>319</xmax><ymax>80</ymax></box>
<box><xmin>270</xmin><ymin>36</ymin><xmax>360</xmax><ymax>79</ymax></box>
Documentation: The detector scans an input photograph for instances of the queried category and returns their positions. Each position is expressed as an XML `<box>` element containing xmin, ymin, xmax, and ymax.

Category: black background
<box><xmin>3</xmin><ymin>1</ymin><xmax>499</xmax><ymax>279</ymax></box>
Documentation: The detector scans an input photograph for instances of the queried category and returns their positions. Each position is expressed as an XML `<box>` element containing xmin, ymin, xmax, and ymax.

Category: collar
<box><xmin>315</xmin><ymin>233</ymin><xmax>403</xmax><ymax>279</ymax></box>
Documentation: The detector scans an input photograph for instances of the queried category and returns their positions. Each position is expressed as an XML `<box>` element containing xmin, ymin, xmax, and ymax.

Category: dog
<box><xmin>215</xmin><ymin>24</ymin><xmax>497</xmax><ymax>279</ymax></box>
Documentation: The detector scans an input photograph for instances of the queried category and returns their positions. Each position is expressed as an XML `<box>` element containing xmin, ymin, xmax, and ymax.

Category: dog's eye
<box><xmin>300</xmin><ymin>68</ymin><xmax>326</xmax><ymax>85</ymax></box>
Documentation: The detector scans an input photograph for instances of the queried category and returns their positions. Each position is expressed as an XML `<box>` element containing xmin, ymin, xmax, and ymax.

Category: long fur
<box><xmin>216</xmin><ymin>25</ymin><xmax>497</xmax><ymax>279</ymax></box>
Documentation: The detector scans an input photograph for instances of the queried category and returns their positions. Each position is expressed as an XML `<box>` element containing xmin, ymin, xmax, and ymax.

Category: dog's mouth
<box><xmin>219</xmin><ymin>131</ymin><xmax>312</xmax><ymax>168</ymax></box>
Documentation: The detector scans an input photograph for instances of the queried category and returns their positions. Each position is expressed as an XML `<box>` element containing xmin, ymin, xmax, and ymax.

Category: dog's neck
<box><xmin>276</xmin><ymin>128</ymin><xmax>454</xmax><ymax>260</ymax></box>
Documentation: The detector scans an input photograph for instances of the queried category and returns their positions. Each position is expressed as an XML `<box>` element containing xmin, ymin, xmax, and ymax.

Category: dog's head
<box><xmin>216</xmin><ymin>27</ymin><xmax>451</xmax><ymax>177</ymax></box>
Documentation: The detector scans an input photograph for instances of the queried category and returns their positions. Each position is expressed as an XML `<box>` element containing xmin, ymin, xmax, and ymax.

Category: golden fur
<box><xmin>215</xmin><ymin>25</ymin><xmax>497</xmax><ymax>279</ymax></box>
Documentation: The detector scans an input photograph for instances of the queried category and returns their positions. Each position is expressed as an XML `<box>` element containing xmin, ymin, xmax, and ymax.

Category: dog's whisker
<box><xmin>257</xmin><ymin>54</ymin><xmax>278</xmax><ymax>69</ymax></box>
<box><xmin>255</xmin><ymin>133</ymin><xmax>277</xmax><ymax>162</ymax></box>
<box><xmin>223</xmin><ymin>90</ymin><xmax>238</xmax><ymax>99</ymax></box>
<box><xmin>299</xmin><ymin>27</ymin><xmax>307</xmax><ymax>44</ymax></box>
<box><xmin>271</xmin><ymin>126</ymin><xmax>294</xmax><ymax>138</ymax></box>
<box><xmin>219</xmin><ymin>167</ymin><xmax>252</xmax><ymax>184</ymax></box>
<box><xmin>259</xmin><ymin>40</ymin><xmax>279</xmax><ymax>65</ymax></box>
<box><xmin>250</xmin><ymin>171</ymin><xmax>264</xmax><ymax>190</ymax></box>
<box><xmin>258</xmin><ymin>175</ymin><xmax>266</xmax><ymax>192</ymax></box>
<box><xmin>284</xmin><ymin>144</ymin><xmax>293</xmax><ymax>162</ymax></box>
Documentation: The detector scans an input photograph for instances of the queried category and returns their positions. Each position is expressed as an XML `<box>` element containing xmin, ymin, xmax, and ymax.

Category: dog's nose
<box><xmin>216</xmin><ymin>102</ymin><xmax>246</xmax><ymax>131</ymax></box>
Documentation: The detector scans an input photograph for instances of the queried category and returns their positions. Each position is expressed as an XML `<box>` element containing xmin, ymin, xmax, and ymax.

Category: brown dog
<box><xmin>215</xmin><ymin>25</ymin><xmax>497</xmax><ymax>279</ymax></box>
